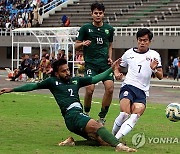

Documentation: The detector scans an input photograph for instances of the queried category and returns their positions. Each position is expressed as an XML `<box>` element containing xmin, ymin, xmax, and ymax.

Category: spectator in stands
<box><xmin>58</xmin><ymin>49</ymin><xmax>66</xmax><ymax>60</ymax></box>
<box><xmin>50</xmin><ymin>52</ymin><xmax>57</xmax><ymax>65</ymax></box>
<box><xmin>17</xmin><ymin>14</ymin><xmax>23</xmax><ymax>28</ymax></box>
<box><xmin>39</xmin><ymin>54</ymin><xmax>51</xmax><ymax>80</ymax></box>
<box><xmin>22</xmin><ymin>10</ymin><xmax>29</xmax><ymax>27</ymax></box>
<box><xmin>166</xmin><ymin>56</ymin><xmax>174</xmax><ymax>79</ymax></box>
<box><xmin>32</xmin><ymin>54</ymin><xmax>41</xmax><ymax>79</ymax></box>
<box><xmin>172</xmin><ymin>56</ymin><xmax>179</xmax><ymax>80</ymax></box>
<box><xmin>32</xmin><ymin>4</ymin><xmax>39</xmax><ymax>26</ymax></box>
<box><xmin>5</xmin><ymin>18</ymin><xmax>11</xmax><ymax>31</ymax></box>
<box><xmin>10</xmin><ymin>54</ymin><xmax>34</xmax><ymax>81</ymax></box>
<box><xmin>177</xmin><ymin>58</ymin><xmax>180</xmax><ymax>81</ymax></box>
<box><xmin>42</xmin><ymin>48</ymin><xmax>48</xmax><ymax>56</ymax></box>
<box><xmin>74</xmin><ymin>49</ymin><xmax>84</xmax><ymax>76</ymax></box>
<box><xmin>61</xmin><ymin>15</ymin><xmax>70</xmax><ymax>27</ymax></box>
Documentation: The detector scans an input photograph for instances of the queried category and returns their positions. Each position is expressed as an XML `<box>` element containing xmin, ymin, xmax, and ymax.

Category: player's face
<box><xmin>91</xmin><ymin>9</ymin><xmax>104</xmax><ymax>24</ymax></box>
<box><xmin>57</xmin><ymin>64</ymin><xmax>71</xmax><ymax>82</ymax></box>
<box><xmin>137</xmin><ymin>34</ymin><xmax>151</xmax><ymax>52</ymax></box>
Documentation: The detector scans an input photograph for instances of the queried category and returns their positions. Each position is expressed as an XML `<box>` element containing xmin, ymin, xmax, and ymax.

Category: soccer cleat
<box><xmin>58</xmin><ymin>137</ymin><xmax>75</xmax><ymax>146</ymax></box>
<box><xmin>97</xmin><ymin>118</ymin><xmax>106</xmax><ymax>126</ymax></box>
<box><xmin>115</xmin><ymin>143</ymin><xmax>137</xmax><ymax>152</ymax></box>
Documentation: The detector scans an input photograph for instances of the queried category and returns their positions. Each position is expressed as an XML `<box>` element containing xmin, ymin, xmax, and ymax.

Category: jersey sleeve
<box><xmin>77</xmin><ymin>25</ymin><xmax>86</xmax><ymax>41</ymax></box>
<box><xmin>78</xmin><ymin>76</ymin><xmax>92</xmax><ymax>87</ymax></box>
<box><xmin>36</xmin><ymin>77</ymin><xmax>52</xmax><ymax>89</ymax></box>
<box><xmin>156</xmin><ymin>53</ymin><xmax>162</xmax><ymax>68</ymax></box>
<box><xmin>120</xmin><ymin>51</ymin><xmax>128</xmax><ymax>67</ymax></box>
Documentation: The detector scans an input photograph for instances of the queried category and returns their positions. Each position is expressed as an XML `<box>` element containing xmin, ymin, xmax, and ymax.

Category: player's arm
<box><xmin>152</xmin><ymin>67</ymin><xmax>163</xmax><ymax>80</ymax></box>
<box><xmin>0</xmin><ymin>83</ymin><xmax>38</xmax><ymax>95</ymax></box>
<box><xmin>108</xmin><ymin>42</ymin><xmax>113</xmax><ymax>65</ymax></box>
<box><xmin>75</xmin><ymin>40</ymin><xmax>91</xmax><ymax>50</ymax></box>
<box><xmin>150</xmin><ymin>58</ymin><xmax>163</xmax><ymax>80</ymax></box>
<box><xmin>0</xmin><ymin>78</ymin><xmax>51</xmax><ymax>95</ymax></box>
<box><xmin>114</xmin><ymin>65</ymin><xmax>124</xmax><ymax>81</ymax></box>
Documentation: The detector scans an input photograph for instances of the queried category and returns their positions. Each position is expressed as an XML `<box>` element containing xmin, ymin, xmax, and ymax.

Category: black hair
<box><xmin>136</xmin><ymin>28</ymin><xmax>153</xmax><ymax>41</ymax></box>
<box><xmin>91</xmin><ymin>2</ymin><xmax>105</xmax><ymax>12</ymax></box>
<box><xmin>51</xmin><ymin>59</ymin><xmax>67</xmax><ymax>77</ymax></box>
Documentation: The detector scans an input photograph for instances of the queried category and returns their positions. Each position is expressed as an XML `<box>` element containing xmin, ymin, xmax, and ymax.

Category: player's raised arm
<box><xmin>150</xmin><ymin>58</ymin><xmax>163</xmax><ymax>80</ymax></box>
<box><xmin>0</xmin><ymin>83</ymin><xmax>39</xmax><ymax>95</ymax></box>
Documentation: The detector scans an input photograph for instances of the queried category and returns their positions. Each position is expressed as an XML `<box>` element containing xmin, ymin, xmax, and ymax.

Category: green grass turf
<box><xmin>0</xmin><ymin>92</ymin><xmax>179</xmax><ymax>154</ymax></box>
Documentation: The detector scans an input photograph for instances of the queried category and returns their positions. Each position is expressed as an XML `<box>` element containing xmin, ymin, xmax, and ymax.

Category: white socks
<box><xmin>115</xmin><ymin>114</ymin><xmax>140</xmax><ymax>140</ymax></box>
<box><xmin>112</xmin><ymin>112</ymin><xmax>129</xmax><ymax>135</ymax></box>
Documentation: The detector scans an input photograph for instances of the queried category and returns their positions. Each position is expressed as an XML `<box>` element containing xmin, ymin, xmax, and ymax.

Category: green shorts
<box><xmin>84</xmin><ymin>63</ymin><xmax>114</xmax><ymax>82</ymax></box>
<box><xmin>64</xmin><ymin>107</ymin><xmax>91</xmax><ymax>139</ymax></box>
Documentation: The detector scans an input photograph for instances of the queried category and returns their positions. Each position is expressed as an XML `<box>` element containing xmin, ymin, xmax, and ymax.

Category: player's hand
<box><xmin>0</xmin><ymin>88</ymin><xmax>13</xmax><ymax>95</ymax></box>
<box><xmin>83</xmin><ymin>40</ymin><xmax>91</xmax><ymax>46</ymax></box>
<box><xmin>112</xmin><ymin>58</ymin><xmax>121</xmax><ymax>70</ymax></box>
<box><xmin>112</xmin><ymin>58</ymin><xmax>123</xmax><ymax>80</ymax></box>
<box><xmin>115</xmin><ymin>71</ymin><xmax>123</xmax><ymax>80</ymax></box>
<box><xmin>108</xmin><ymin>58</ymin><xmax>113</xmax><ymax>65</ymax></box>
<box><xmin>150</xmin><ymin>58</ymin><xmax>159</xmax><ymax>70</ymax></box>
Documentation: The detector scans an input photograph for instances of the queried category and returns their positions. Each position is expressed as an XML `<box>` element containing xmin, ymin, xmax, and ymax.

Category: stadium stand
<box><xmin>0</xmin><ymin>0</ymin><xmax>67</xmax><ymax>31</ymax></box>
<box><xmin>41</xmin><ymin>0</ymin><xmax>180</xmax><ymax>27</ymax></box>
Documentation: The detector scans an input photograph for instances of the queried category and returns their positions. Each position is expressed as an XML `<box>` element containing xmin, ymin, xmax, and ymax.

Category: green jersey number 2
<box><xmin>97</xmin><ymin>37</ymin><xmax>103</xmax><ymax>44</ymax></box>
<box><xmin>68</xmin><ymin>89</ymin><xmax>74</xmax><ymax>96</ymax></box>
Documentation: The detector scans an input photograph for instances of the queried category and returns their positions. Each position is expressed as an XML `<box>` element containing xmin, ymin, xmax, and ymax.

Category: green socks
<box><xmin>98</xmin><ymin>106</ymin><xmax>109</xmax><ymax>118</ymax></box>
<box><xmin>84</xmin><ymin>106</ymin><xmax>91</xmax><ymax>113</ymax></box>
<box><xmin>97</xmin><ymin>127</ymin><xmax>119</xmax><ymax>147</ymax></box>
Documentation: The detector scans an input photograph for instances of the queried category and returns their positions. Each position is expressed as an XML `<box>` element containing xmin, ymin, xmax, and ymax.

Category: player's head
<box><xmin>136</xmin><ymin>28</ymin><xmax>153</xmax><ymax>52</ymax></box>
<box><xmin>52</xmin><ymin>59</ymin><xmax>71</xmax><ymax>82</ymax></box>
<box><xmin>91</xmin><ymin>2</ymin><xmax>105</xmax><ymax>24</ymax></box>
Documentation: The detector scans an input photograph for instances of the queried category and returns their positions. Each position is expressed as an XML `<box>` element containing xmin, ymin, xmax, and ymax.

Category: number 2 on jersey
<box><xmin>68</xmin><ymin>89</ymin><xmax>74</xmax><ymax>96</ymax></box>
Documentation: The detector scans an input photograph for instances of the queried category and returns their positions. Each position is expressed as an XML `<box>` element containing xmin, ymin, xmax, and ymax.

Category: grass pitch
<box><xmin>0</xmin><ymin>92</ymin><xmax>179</xmax><ymax>154</ymax></box>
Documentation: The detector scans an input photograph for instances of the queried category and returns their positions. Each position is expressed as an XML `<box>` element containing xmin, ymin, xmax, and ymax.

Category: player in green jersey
<box><xmin>75</xmin><ymin>2</ymin><xmax>115</xmax><ymax>124</ymax></box>
<box><xmin>0</xmin><ymin>58</ymin><xmax>136</xmax><ymax>152</ymax></box>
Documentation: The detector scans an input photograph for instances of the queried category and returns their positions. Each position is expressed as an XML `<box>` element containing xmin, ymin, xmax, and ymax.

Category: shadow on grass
<box><xmin>75</xmin><ymin>140</ymin><xmax>101</xmax><ymax>146</ymax></box>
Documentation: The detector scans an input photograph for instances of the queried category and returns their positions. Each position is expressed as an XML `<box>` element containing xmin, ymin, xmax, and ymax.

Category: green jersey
<box><xmin>77</xmin><ymin>23</ymin><xmax>115</xmax><ymax>65</ymax></box>
<box><xmin>35</xmin><ymin>77</ymin><xmax>92</xmax><ymax>116</ymax></box>
<box><xmin>12</xmin><ymin>67</ymin><xmax>113</xmax><ymax>117</ymax></box>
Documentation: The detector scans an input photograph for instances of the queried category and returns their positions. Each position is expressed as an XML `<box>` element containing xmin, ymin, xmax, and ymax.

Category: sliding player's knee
<box><xmin>86</xmin><ymin>119</ymin><xmax>102</xmax><ymax>133</ymax></box>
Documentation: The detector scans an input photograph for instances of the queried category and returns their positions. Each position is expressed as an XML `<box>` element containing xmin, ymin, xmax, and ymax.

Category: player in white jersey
<box><xmin>112</xmin><ymin>28</ymin><xmax>163</xmax><ymax>140</ymax></box>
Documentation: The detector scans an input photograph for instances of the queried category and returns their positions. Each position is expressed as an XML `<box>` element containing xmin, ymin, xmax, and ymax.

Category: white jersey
<box><xmin>121</xmin><ymin>47</ymin><xmax>162</xmax><ymax>96</ymax></box>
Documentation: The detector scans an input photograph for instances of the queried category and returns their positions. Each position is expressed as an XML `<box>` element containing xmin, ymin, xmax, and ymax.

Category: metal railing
<box><xmin>114</xmin><ymin>26</ymin><xmax>180</xmax><ymax>36</ymax></box>
<box><xmin>0</xmin><ymin>28</ymin><xmax>11</xmax><ymax>36</ymax></box>
<box><xmin>41</xmin><ymin>0</ymin><xmax>67</xmax><ymax>15</ymax></box>
<box><xmin>1</xmin><ymin>26</ymin><xmax>180</xmax><ymax>37</ymax></box>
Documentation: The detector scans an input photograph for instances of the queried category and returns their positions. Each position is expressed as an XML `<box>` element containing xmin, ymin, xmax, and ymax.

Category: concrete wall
<box><xmin>113</xmin><ymin>35</ymin><xmax>180</xmax><ymax>49</ymax></box>
<box><xmin>0</xmin><ymin>47</ymin><xmax>11</xmax><ymax>68</ymax></box>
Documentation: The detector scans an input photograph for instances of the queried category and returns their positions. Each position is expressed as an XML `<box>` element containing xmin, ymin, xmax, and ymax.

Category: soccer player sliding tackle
<box><xmin>0</xmin><ymin>58</ymin><xmax>136</xmax><ymax>152</ymax></box>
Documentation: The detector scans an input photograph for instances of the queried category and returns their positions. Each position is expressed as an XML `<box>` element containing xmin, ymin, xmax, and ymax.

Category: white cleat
<box><xmin>58</xmin><ymin>137</ymin><xmax>75</xmax><ymax>146</ymax></box>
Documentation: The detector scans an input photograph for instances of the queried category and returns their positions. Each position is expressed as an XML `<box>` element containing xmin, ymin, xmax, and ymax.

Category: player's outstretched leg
<box><xmin>112</xmin><ymin>112</ymin><xmax>129</xmax><ymax>135</ymax></box>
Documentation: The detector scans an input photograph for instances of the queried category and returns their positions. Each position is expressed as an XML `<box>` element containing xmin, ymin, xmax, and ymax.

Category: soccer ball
<box><xmin>166</xmin><ymin>103</ymin><xmax>180</xmax><ymax>122</ymax></box>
